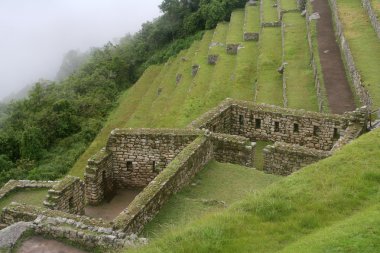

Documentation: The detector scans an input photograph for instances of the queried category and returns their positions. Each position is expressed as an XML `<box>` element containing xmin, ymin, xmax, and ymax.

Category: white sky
<box><xmin>0</xmin><ymin>0</ymin><xmax>163</xmax><ymax>100</ymax></box>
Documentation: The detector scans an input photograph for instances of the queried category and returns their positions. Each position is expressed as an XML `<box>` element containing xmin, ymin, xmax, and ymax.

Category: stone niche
<box><xmin>244</xmin><ymin>32</ymin><xmax>259</xmax><ymax>41</ymax></box>
<box><xmin>226</xmin><ymin>44</ymin><xmax>240</xmax><ymax>55</ymax></box>
<box><xmin>208</xmin><ymin>54</ymin><xmax>219</xmax><ymax>65</ymax></box>
<box><xmin>43</xmin><ymin>176</ymin><xmax>85</xmax><ymax>215</ymax></box>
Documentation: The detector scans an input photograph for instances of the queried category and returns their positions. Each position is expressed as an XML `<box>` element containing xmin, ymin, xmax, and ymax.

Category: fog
<box><xmin>0</xmin><ymin>0</ymin><xmax>163</xmax><ymax>101</ymax></box>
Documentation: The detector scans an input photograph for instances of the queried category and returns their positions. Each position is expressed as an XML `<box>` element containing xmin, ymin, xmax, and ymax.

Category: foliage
<box><xmin>0</xmin><ymin>0</ymin><xmax>244</xmax><ymax>185</ymax></box>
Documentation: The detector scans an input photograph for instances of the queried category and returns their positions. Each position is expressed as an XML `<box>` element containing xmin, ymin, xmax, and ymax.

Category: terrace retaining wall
<box><xmin>361</xmin><ymin>0</ymin><xmax>380</xmax><ymax>39</ymax></box>
<box><xmin>329</xmin><ymin>0</ymin><xmax>373</xmax><ymax>109</ymax></box>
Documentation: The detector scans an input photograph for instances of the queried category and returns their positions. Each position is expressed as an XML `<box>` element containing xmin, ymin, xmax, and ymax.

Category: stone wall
<box><xmin>1</xmin><ymin>202</ymin><xmax>109</xmax><ymax>228</ymax></box>
<box><xmin>191</xmin><ymin>99</ymin><xmax>354</xmax><ymax>151</ymax></box>
<box><xmin>263</xmin><ymin>142</ymin><xmax>331</xmax><ymax>176</ymax></box>
<box><xmin>107</xmin><ymin>129</ymin><xmax>201</xmax><ymax>189</ymax></box>
<box><xmin>226</xmin><ymin>44</ymin><xmax>240</xmax><ymax>55</ymax></box>
<box><xmin>210</xmin><ymin>133</ymin><xmax>255</xmax><ymax>167</ymax></box>
<box><xmin>43</xmin><ymin>176</ymin><xmax>85</xmax><ymax>215</ymax></box>
<box><xmin>113</xmin><ymin>136</ymin><xmax>213</xmax><ymax>233</ymax></box>
<box><xmin>328</xmin><ymin>0</ymin><xmax>372</xmax><ymax>109</ymax></box>
<box><xmin>85</xmin><ymin>149</ymin><xmax>113</xmax><ymax>205</ymax></box>
<box><xmin>361</xmin><ymin>0</ymin><xmax>380</xmax><ymax>39</ymax></box>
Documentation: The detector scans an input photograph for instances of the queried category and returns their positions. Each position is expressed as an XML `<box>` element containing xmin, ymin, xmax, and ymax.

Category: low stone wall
<box><xmin>43</xmin><ymin>176</ymin><xmax>85</xmax><ymax>215</ymax></box>
<box><xmin>243</xmin><ymin>32</ymin><xmax>259</xmax><ymax>41</ymax></box>
<box><xmin>263</xmin><ymin>142</ymin><xmax>331</xmax><ymax>175</ymax></box>
<box><xmin>0</xmin><ymin>180</ymin><xmax>57</xmax><ymax>200</ymax></box>
<box><xmin>361</xmin><ymin>0</ymin><xmax>380</xmax><ymax>39</ymax></box>
<box><xmin>113</xmin><ymin>136</ymin><xmax>213</xmax><ymax>233</ymax></box>
<box><xmin>107</xmin><ymin>129</ymin><xmax>201</xmax><ymax>189</ymax></box>
<box><xmin>1</xmin><ymin>202</ymin><xmax>110</xmax><ymax>228</ymax></box>
<box><xmin>31</xmin><ymin>215</ymin><xmax>145</xmax><ymax>249</ymax></box>
<box><xmin>328</xmin><ymin>0</ymin><xmax>372</xmax><ymax>109</ymax></box>
<box><xmin>210</xmin><ymin>133</ymin><xmax>255</xmax><ymax>167</ymax></box>
<box><xmin>262</xmin><ymin>21</ymin><xmax>282</xmax><ymax>27</ymax></box>
<box><xmin>85</xmin><ymin>149</ymin><xmax>113</xmax><ymax>205</ymax></box>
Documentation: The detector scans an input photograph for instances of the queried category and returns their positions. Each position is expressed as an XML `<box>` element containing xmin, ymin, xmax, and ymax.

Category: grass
<box><xmin>255</xmin><ymin>27</ymin><xmax>283</xmax><ymax>106</ymax></box>
<box><xmin>336</xmin><ymin>0</ymin><xmax>380</xmax><ymax>109</ymax></box>
<box><xmin>129</xmin><ymin>128</ymin><xmax>380</xmax><ymax>253</ymax></box>
<box><xmin>69</xmin><ymin>65</ymin><xmax>162</xmax><ymax>177</ymax></box>
<box><xmin>280</xmin><ymin>204</ymin><xmax>380</xmax><ymax>253</ymax></box>
<box><xmin>226</xmin><ymin>9</ymin><xmax>245</xmax><ymax>44</ymax></box>
<box><xmin>371</xmin><ymin>0</ymin><xmax>380</xmax><ymax>18</ymax></box>
<box><xmin>142</xmin><ymin>160</ymin><xmax>281</xmax><ymax>238</ymax></box>
<box><xmin>282</xmin><ymin>13</ymin><xmax>318</xmax><ymax>111</ymax></box>
<box><xmin>0</xmin><ymin>188</ymin><xmax>47</xmax><ymax>210</ymax></box>
<box><xmin>254</xmin><ymin>141</ymin><xmax>273</xmax><ymax>170</ymax></box>
<box><xmin>262</xmin><ymin>0</ymin><xmax>279</xmax><ymax>22</ymax></box>
<box><xmin>245</xmin><ymin>4</ymin><xmax>261</xmax><ymax>32</ymax></box>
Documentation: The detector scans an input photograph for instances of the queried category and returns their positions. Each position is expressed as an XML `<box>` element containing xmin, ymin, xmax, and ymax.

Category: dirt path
<box><xmin>85</xmin><ymin>188</ymin><xmax>141</xmax><ymax>221</ymax></box>
<box><xmin>17</xmin><ymin>236</ymin><xmax>87</xmax><ymax>253</ymax></box>
<box><xmin>312</xmin><ymin>0</ymin><xmax>356</xmax><ymax>114</ymax></box>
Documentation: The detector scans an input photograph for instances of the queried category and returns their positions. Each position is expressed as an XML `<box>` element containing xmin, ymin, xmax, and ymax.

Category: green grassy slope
<box><xmin>143</xmin><ymin>161</ymin><xmax>281</xmax><ymax>238</ymax></box>
<box><xmin>371</xmin><ymin>0</ymin><xmax>380</xmax><ymax>18</ymax></box>
<box><xmin>282</xmin><ymin>12</ymin><xmax>318</xmax><ymax>111</ymax></box>
<box><xmin>336</xmin><ymin>0</ymin><xmax>380</xmax><ymax>109</ymax></box>
<box><xmin>255</xmin><ymin>0</ymin><xmax>283</xmax><ymax>106</ymax></box>
<box><xmin>280</xmin><ymin>204</ymin><xmax>380</xmax><ymax>253</ymax></box>
<box><xmin>130</xmin><ymin>128</ymin><xmax>380</xmax><ymax>253</ymax></box>
<box><xmin>70</xmin><ymin>65</ymin><xmax>163</xmax><ymax>177</ymax></box>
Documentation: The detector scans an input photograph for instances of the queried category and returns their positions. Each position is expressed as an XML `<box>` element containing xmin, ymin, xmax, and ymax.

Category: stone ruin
<box><xmin>226</xmin><ymin>44</ymin><xmax>240</xmax><ymax>55</ymax></box>
<box><xmin>0</xmin><ymin>98</ymin><xmax>369</xmax><ymax>250</ymax></box>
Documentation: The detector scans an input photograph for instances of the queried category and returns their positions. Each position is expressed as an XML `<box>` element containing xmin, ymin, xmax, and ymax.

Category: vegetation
<box><xmin>0</xmin><ymin>0</ymin><xmax>247</xmax><ymax>185</ymax></box>
<box><xmin>0</xmin><ymin>188</ymin><xmax>47</xmax><ymax>210</ymax></box>
<box><xmin>130</xmin><ymin>129</ymin><xmax>380</xmax><ymax>253</ymax></box>
<box><xmin>142</xmin><ymin>161</ymin><xmax>281</xmax><ymax>238</ymax></box>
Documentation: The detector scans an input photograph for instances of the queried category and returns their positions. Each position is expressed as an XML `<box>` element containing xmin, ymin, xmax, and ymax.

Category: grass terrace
<box><xmin>282</xmin><ymin>12</ymin><xmax>318</xmax><ymax>111</ymax></box>
<box><xmin>142</xmin><ymin>161</ymin><xmax>281</xmax><ymax>238</ymax></box>
<box><xmin>0</xmin><ymin>188</ymin><xmax>47</xmax><ymax>210</ymax></box>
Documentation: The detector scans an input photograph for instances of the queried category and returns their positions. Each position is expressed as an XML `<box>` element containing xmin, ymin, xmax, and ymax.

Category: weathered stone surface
<box><xmin>262</xmin><ymin>21</ymin><xmax>282</xmax><ymax>27</ymax></box>
<box><xmin>0</xmin><ymin>221</ymin><xmax>32</xmax><ymax>249</ymax></box>
<box><xmin>243</xmin><ymin>32</ymin><xmax>259</xmax><ymax>41</ymax></box>
<box><xmin>208</xmin><ymin>54</ymin><xmax>219</xmax><ymax>65</ymax></box>
<box><xmin>247</xmin><ymin>0</ymin><xmax>258</xmax><ymax>6</ymax></box>
<box><xmin>263</xmin><ymin>142</ymin><xmax>330</xmax><ymax>176</ymax></box>
<box><xmin>226</xmin><ymin>44</ymin><xmax>240</xmax><ymax>55</ymax></box>
<box><xmin>44</xmin><ymin>176</ymin><xmax>85</xmax><ymax>215</ymax></box>
<box><xmin>192</xmin><ymin>64</ymin><xmax>200</xmax><ymax>77</ymax></box>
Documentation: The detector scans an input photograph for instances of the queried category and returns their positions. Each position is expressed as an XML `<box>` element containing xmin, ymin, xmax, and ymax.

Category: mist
<box><xmin>0</xmin><ymin>0</ymin><xmax>163</xmax><ymax>101</ymax></box>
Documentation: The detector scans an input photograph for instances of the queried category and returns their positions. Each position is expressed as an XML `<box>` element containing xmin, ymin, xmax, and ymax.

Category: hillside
<box><xmin>2</xmin><ymin>0</ymin><xmax>380</xmax><ymax>252</ymax></box>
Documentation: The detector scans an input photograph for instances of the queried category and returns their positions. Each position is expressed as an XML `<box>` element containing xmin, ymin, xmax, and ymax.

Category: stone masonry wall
<box><xmin>85</xmin><ymin>149</ymin><xmax>113</xmax><ymax>205</ymax></box>
<box><xmin>113</xmin><ymin>136</ymin><xmax>213</xmax><ymax>233</ymax></box>
<box><xmin>361</xmin><ymin>0</ymin><xmax>380</xmax><ymax>39</ymax></box>
<box><xmin>329</xmin><ymin>0</ymin><xmax>372</xmax><ymax>109</ymax></box>
<box><xmin>263</xmin><ymin>142</ymin><xmax>331</xmax><ymax>176</ymax></box>
<box><xmin>191</xmin><ymin>99</ymin><xmax>350</xmax><ymax>151</ymax></box>
<box><xmin>43</xmin><ymin>176</ymin><xmax>85</xmax><ymax>215</ymax></box>
<box><xmin>106</xmin><ymin>129</ymin><xmax>201</xmax><ymax>189</ymax></box>
<box><xmin>210</xmin><ymin>132</ymin><xmax>255</xmax><ymax>167</ymax></box>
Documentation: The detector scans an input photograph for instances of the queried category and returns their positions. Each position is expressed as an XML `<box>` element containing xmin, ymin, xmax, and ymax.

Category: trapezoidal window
<box><xmin>313</xmin><ymin>126</ymin><xmax>320</xmax><ymax>136</ymax></box>
<box><xmin>255</xmin><ymin>119</ymin><xmax>261</xmax><ymax>129</ymax></box>
<box><xmin>274</xmin><ymin>122</ymin><xmax>280</xmax><ymax>132</ymax></box>
<box><xmin>127</xmin><ymin>161</ymin><xmax>133</xmax><ymax>171</ymax></box>
<box><xmin>69</xmin><ymin>197</ymin><xmax>74</xmax><ymax>210</ymax></box>
<box><xmin>239</xmin><ymin>115</ymin><xmax>244</xmax><ymax>126</ymax></box>
<box><xmin>333</xmin><ymin>128</ymin><xmax>340</xmax><ymax>139</ymax></box>
<box><xmin>294</xmin><ymin>123</ymin><xmax>299</xmax><ymax>133</ymax></box>
<box><xmin>152</xmin><ymin>161</ymin><xmax>156</xmax><ymax>172</ymax></box>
